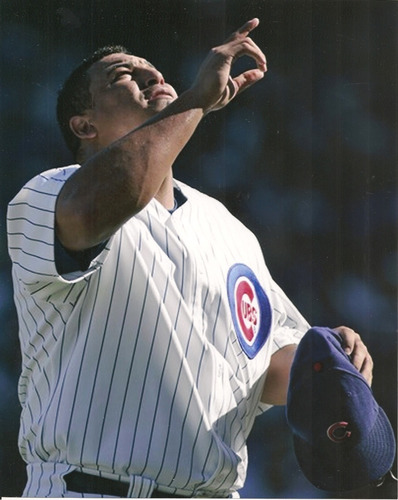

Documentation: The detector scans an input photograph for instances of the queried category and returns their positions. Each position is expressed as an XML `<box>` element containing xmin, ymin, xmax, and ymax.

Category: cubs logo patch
<box><xmin>227</xmin><ymin>263</ymin><xmax>272</xmax><ymax>359</ymax></box>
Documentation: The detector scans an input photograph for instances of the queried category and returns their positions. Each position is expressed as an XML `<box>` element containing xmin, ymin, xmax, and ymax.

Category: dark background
<box><xmin>0</xmin><ymin>0</ymin><xmax>396</xmax><ymax>498</ymax></box>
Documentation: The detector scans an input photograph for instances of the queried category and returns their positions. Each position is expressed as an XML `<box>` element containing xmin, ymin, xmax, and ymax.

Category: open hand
<box><xmin>190</xmin><ymin>18</ymin><xmax>267</xmax><ymax>113</ymax></box>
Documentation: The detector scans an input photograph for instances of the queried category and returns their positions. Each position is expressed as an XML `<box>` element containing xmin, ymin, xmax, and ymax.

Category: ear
<box><xmin>69</xmin><ymin>115</ymin><xmax>97</xmax><ymax>140</ymax></box>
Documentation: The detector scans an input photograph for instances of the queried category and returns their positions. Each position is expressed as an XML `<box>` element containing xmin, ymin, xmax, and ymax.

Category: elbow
<box><xmin>55</xmin><ymin>205</ymin><xmax>93</xmax><ymax>252</ymax></box>
<box><xmin>55</xmin><ymin>194</ymin><xmax>106</xmax><ymax>252</ymax></box>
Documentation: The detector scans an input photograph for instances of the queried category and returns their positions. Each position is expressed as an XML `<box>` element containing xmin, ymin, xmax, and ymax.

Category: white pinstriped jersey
<box><xmin>7</xmin><ymin>166</ymin><xmax>310</xmax><ymax>498</ymax></box>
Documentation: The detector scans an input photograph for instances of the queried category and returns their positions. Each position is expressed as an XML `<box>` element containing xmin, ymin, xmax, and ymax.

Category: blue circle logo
<box><xmin>227</xmin><ymin>264</ymin><xmax>272</xmax><ymax>358</ymax></box>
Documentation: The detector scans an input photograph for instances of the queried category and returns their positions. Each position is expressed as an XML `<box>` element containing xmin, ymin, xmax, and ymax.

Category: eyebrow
<box><xmin>105</xmin><ymin>59</ymin><xmax>155</xmax><ymax>76</ymax></box>
<box><xmin>105</xmin><ymin>61</ymin><xmax>134</xmax><ymax>76</ymax></box>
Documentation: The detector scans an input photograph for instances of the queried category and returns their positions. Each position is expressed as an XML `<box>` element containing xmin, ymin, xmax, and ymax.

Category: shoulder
<box><xmin>7</xmin><ymin>165</ymin><xmax>80</xmax><ymax>260</ymax></box>
<box><xmin>9</xmin><ymin>165</ymin><xmax>80</xmax><ymax>207</ymax></box>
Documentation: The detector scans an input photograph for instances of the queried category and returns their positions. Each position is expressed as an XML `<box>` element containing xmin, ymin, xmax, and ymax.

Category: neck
<box><xmin>155</xmin><ymin>172</ymin><xmax>175</xmax><ymax>210</ymax></box>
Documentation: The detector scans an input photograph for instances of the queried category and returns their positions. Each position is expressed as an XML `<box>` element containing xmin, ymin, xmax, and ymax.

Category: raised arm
<box><xmin>55</xmin><ymin>19</ymin><xmax>267</xmax><ymax>252</ymax></box>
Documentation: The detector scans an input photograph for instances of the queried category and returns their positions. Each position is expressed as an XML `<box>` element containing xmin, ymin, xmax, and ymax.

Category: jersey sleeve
<box><xmin>270</xmin><ymin>278</ymin><xmax>310</xmax><ymax>352</ymax></box>
<box><xmin>7</xmin><ymin>166</ymin><xmax>111</xmax><ymax>294</ymax></box>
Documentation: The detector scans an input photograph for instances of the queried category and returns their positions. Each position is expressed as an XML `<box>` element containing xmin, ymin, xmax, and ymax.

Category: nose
<box><xmin>138</xmin><ymin>67</ymin><xmax>165</xmax><ymax>89</ymax></box>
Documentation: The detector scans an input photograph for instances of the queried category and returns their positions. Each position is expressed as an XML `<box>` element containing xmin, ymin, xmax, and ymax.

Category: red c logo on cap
<box><xmin>327</xmin><ymin>422</ymin><xmax>352</xmax><ymax>443</ymax></box>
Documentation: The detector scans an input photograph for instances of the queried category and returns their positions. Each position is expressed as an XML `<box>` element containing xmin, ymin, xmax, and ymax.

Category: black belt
<box><xmin>64</xmin><ymin>470</ymin><xmax>188</xmax><ymax>498</ymax></box>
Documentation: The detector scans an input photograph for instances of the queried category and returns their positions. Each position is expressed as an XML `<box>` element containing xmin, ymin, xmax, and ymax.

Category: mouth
<box><xmin>146</xmin><ymin>87</ymin><xmax>175</xmax><ymax>104</ymax></box>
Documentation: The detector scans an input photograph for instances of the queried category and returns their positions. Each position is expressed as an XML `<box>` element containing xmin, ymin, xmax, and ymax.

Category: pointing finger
<box><xmin>237</xmin><ymin>18</ymin><xmax>260</xmax><ymax>37</ymax></box>
<box><xmin>225</xmin><ymin>18</ymin><xmax>260</xmax><ymax>43</ymax></box>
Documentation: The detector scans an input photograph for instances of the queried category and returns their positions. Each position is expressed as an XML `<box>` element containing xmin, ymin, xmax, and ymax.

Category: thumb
<box><xmin>232</xmin><ymin>68</ymin><xmax>265</xmax><ymax>94</ymax></box>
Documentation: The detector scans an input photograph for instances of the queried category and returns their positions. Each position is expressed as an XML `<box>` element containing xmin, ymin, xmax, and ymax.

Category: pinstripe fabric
<box><xmin>7</xmin><ymin>166</ymin><xmax>309</xmax><ymax>497</ymax></box>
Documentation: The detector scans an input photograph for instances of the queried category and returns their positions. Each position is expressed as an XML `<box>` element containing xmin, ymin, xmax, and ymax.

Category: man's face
<box><xmin>86</xmin><ymin>53</ymin><xmax>178</xmax><ymax>145</ymax></box>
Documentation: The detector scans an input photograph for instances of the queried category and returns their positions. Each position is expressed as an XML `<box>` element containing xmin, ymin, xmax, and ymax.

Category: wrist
<box><xmin>182</xmin><ymin>86</ymin><xmax>217</xmax><ymax>115</ymax></box>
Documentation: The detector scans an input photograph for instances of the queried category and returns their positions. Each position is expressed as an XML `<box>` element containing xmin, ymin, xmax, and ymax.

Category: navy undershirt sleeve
<box><xmin>54</xmin><ymin>235</ymin><xmax>107</xmax><ymax>275</ymax></box>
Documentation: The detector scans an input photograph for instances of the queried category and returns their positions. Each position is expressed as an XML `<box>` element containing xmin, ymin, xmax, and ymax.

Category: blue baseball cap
<box><xmin>286</xmin><ymin>326</ymin><xmax>396</xmax><ymax>491</ymax></box>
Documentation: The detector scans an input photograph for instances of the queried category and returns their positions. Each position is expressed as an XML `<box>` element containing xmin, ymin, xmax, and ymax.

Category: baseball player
<box><xmin>7</xmin><ymin>19</ymin><xmax>373</xmax><ymax>497</ymax></box>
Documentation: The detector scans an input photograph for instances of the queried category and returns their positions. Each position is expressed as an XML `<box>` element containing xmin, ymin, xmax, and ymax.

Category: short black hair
<box><xmin>57</xmin><ymin>45</ymin><xmax>131</xmax><ymax>158</ymax></box>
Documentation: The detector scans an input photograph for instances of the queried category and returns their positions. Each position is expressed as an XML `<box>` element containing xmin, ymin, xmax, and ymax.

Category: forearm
<box><xmin>56</xmin><ymin>90</ymin><xmax>204</xmax><ymax>251</ymax></box>
<box><xmin>261</xmin><ymin>344</ymin><xmax>297</xmax><ymax>406</ymax></box>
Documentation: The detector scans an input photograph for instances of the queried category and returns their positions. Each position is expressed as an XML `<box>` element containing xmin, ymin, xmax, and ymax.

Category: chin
<box><xmin>150</xmin><ymin>97</ymin><xmax>176</xmax><ymax>111</ymax></box>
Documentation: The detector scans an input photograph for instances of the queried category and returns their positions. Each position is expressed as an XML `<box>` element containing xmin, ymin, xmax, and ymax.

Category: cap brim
<box><xmin>292</xmin><ymin>405</ymin><xmax>396</xmax><ymax>491</ymax></box>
